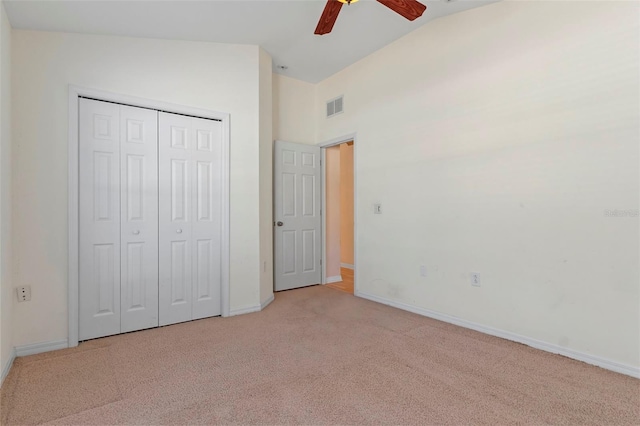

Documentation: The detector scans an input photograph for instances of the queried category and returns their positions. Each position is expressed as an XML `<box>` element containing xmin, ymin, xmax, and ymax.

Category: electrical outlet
<box><xmin>16</xmin><ymin>286</ymin><xmax>31</xmax><ymax>302</ymax></box>
<box><xmin>420</xmin><ymin>265</ymin><xmax>427</xmax><ymax>277</ymax></box>
<box><xmin>470</xmin><ymin>272</ymin><xmax>481</xmax><ymax>287</ymax></box>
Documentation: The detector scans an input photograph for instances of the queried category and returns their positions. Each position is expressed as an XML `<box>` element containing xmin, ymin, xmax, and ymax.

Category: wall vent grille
<box><xmin>326</xmin><ymin>96</ymin><xmax>344</xmax><ymax>118</ymax></box>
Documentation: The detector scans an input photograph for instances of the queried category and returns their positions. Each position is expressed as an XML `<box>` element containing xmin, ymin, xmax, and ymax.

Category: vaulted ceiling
<box><xmin>3</xmin><ymin>0</ymin><xmax>498</xmax><ymax>82</ymax></box>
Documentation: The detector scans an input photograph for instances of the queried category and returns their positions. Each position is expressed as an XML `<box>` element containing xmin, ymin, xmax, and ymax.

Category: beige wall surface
<box><xmin>0</xmin><ymin>1</ymin><xmax>13</xmax><ymax>380</ymax></box>
<box><xmin>272</xmin><ymin>74</ymin><xmax>316</xmax><ymax>144</ymax></box>
<box><xmin>11</xmin><ymin>30</ymin><xmax>264</xmax><ymax>347</ymax></box>
<box><xmin>315</xmin><ymin>1</ymin><xmax>639</xmax><ymax>368</ymax></box>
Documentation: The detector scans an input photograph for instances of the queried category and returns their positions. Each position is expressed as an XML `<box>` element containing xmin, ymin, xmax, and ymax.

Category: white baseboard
<box><xmin>229</xmin><ymin>304</ymin><xmax>261</xmax><ymax>316</ymax></box>
<box><xmin>1</xmin><ymin>347</ymin><xmax>16</xmax><ymax>387</ymax></box>
<box><xmin>2</xmin><ymin>339</ymin><xmax>71</xmax><ymax>383</ymax></box>
<box><xmin>15</xmin><ymin>339</ymin><xmax>69</xmax><ymax>357</ymax></box>
<box><xmin>326</xmin><ymin>275</ymin><xmax>343</xmax><ymax>284</ymax></box>
<box><xmin>340</xmin><ymin>263</ymin><xmax>355</xmax><ymax>270</ymax></box>
<box><xmin>9</xmin><ymin>297</ymin><xmax>278</xmax><ymax>363</ymax></box>
<box><xmin>229</xmin><ymin>294</ymin><xmax>275</xmax><ymax>317</ymax></box>
<box><xmin>356</xmin><ymin>291</ymin><xmax>640</xmax><ymax>379</ymax></box>
<box><xmin>261</xmin><ymin>293</ymin><xmax>275</xmax><ymax>310</ymax></box>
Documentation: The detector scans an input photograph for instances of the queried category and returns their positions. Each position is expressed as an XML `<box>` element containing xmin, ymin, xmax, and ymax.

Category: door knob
<box><xmin>132</xmin><ymin>230</ymin><xmax>140</xmax><ymax>235</ymax></box>
<box><xmin>176</xmin><ymin>229</ymin><xmax>183</xmax><ymax>234</ymax></box>
<box><xmin>277</xmin><ymin>221</ymin><xmax>284</xmax><ymax>227</ymax></box>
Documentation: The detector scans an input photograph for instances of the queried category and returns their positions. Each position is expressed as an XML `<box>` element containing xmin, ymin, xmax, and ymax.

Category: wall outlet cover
<box><xmin>16</xmin><ymin>286</ymin><xmax>32</xmax><ymax>302</ymax></box>
<box><xmin>471</xmin><ymin>272</ymin><xmax>481</xmax><ymax>287</ymax></box>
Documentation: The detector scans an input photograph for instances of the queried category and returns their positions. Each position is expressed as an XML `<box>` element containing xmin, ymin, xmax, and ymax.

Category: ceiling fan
<box><xmin>315</xmin><ymin>0</ymin><xmax>427</xmax><ymax>35</ymax></box>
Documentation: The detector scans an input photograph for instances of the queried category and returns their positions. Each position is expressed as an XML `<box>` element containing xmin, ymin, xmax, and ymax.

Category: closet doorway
<box><xmin>68</xmin><ymin>87</ymin><xmax>230</xmax><ymax>346</ymax></box>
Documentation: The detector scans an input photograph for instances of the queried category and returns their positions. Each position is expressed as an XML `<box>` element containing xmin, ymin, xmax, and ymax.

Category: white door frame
<box><xmin>68</xmin><ymin>85</ymin><xmax>231</xmax><ymax>347</ymax></box>
<box><xmin>318</xmin><ymin>133</ymin><xmax>358</xmax><ymax>295</ymax></box>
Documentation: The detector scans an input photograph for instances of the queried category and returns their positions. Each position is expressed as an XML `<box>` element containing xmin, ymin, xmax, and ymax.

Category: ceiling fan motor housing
<box><xmin>315</xmin><ymin>0</ymin><xmax>427</xmax><ymax>36</ymax></box>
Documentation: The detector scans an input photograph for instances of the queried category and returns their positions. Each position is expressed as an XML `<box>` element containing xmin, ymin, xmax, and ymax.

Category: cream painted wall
<box><xmin>315</xmin><ymin>1</ymin><xmax>639</xmax><ymax>368</ymax></box>
<box><xmin>11</xmin><ymin>30</ymin><xmax>264</xmax><ymax>346</ymax></box>
<box><xmin>339</xmin><ymin>143</ymin><xmax>354</xmax><ymax>266</ymax></box>
<box><xmin>325</xmin><ymin>145</ymin><xmax>341</xmax><ymax>278</ymax></box>
<box><xmin>272</xmin><ymin>74</ymin><xmax>316</xmax><ymax>144</ymax></box>
<box><xmin>258</xmin><ymin>48</ymin><xmax>274</xmax><ymax>305</ymax></box>
<box><xmin>0</xmin><ymin>1</ymin><xmax>13</xmax><ymax>379</ymax></box>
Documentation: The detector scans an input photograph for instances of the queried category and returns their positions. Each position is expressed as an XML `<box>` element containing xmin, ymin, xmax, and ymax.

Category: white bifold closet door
<box><xmin>79</xmin><ymin>98</ymin><xmax>158</xmax><ymax>341</ymax></box>
<box><xmin>120</xmin><ymin>105</ymin><xmax>159</xmax><ymax>333</ymax></box>
<box><xmin>158</xmin><ymin>112</ymin><xmax>223</xmax><ymax>326</ymax></box>
<box><xmin>79</xmin><ymin>100</ymin><xmax>222</xmax><ymax>341</ymax></box>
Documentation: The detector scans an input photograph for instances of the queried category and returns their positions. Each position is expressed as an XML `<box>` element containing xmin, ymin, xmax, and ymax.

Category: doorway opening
<box><xmin>272</xmin><ymin>135</ymin><xmax>357</xmax><ymax>294</ymax></box>
<box><xmin>323</xmin><ymin>140</ymin><xmax>354</xmax><ymax>294</ymax></box>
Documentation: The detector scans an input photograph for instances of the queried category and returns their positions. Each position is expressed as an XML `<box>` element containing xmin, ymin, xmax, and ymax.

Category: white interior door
<box><xmin>79</xmin><ymin>98</ymin><xmax>224</xmax><ymax>339</ymax></box>
<box><xmin>119</xmin><ymin>105</ymin><xmax>159</xmax><ymax>333</ymax></box>
<box><xmin>190</xmin><ymin>118</ymin><xmax>223</xmax><ymax>320</ymax></box>
<box><xmin>159</xmin><ymin>112</ymin><xmax>222</xmax><ymax>325</ymax></box>
<box><xmin>80</xmin><ymin>99</ymin><xmax>160</xmax><ymax>340</ymax></box>
<box><xmin>159</xmin><ymin>113</ymin><xmax>192</xmax><ymax>325</ymax></box>
<box><xmin>79</xmin><ymin>99</ymin><xmax>122</xmax><ymax>340</ymax></box>
<box><xmin>274</xmin><ymin>140</ymin><xmax>322</xmax><ymax>291</ymax></box>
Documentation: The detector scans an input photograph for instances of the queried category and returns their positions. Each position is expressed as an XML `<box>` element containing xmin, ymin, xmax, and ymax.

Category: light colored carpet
<box><xmin>1</xmin><ymin>285</ymin><xmax>639</xmax><ymax>425</ymax></box>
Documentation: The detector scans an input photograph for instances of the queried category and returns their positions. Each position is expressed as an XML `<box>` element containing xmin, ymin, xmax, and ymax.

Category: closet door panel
<box><xmin>191</xmin><ymin>118</ymin><xmax>222</xmax><ymax>320</ymax></box>
<box><xmin>120</xmin><ymin>105</ymin><xmax>159</xmax><ymax>333</ymax></box>
<box><xmin>79</xmin><ymin>99</ymin><xmax>121</xmax><ymax>340</ymax></box>
<box><xmin>159</xmin><ymin>112</ymin><xmax>193</xmax><ymax>325</ymax></box>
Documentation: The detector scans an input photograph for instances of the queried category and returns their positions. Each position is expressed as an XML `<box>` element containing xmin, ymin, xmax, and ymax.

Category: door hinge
<box><xmin>320</xmin><ymin>259</ymin><xmax>322</xmax><ymax>265</ymax></box>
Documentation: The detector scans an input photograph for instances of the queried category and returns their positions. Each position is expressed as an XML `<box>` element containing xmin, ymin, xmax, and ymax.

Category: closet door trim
<box><xmin>68</xmin><ymin>85</ymin><xmax>230</xmax><ymax>347</ymax></box>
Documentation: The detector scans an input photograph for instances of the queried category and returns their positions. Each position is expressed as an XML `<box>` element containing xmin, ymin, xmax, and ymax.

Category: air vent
<box><xmin>326</xmin><ymin>96</ymin><xmax>344</xmax><ymax>118</ymax></box>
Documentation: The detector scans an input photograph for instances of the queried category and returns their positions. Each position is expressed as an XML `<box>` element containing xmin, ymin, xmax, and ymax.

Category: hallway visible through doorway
<box><xmin>327</xmin><ymin>267</ymin><xmax>354</xmax><ymax>294</ymax></box>
<box><xmin>324</xmin><ymin>140</ymin><xmax>354</xmax><ymax>295</ymax></box>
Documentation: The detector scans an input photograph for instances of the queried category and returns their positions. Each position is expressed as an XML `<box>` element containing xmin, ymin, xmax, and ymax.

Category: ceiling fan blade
<box><xmin>376</xmin><ymin>0</ymin><xmax>426</xmax><ymax>21</ymax></box>
<box><xmin>315</xmin><ymin>0</ymin><xmax>344</xmax><ymax>35</ymax></box>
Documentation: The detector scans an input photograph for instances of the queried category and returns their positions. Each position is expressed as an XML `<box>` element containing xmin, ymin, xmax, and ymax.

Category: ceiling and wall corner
<box><xmin>2</xmin><ymin>0</ymin><xmax>499</xmax><ymax>83</ymax></box>
<box><xmin>258</xmin><ymin>47</ymin><xmax>274</xmax><ymax>307</ymax></box>
<box><xmin>0</xmin><ymin>0</ymin><xmax>14</xmax><ymax>384</ymax></box>
<box><xmin>313</xmin><ymin>0</ymin><xmax>639</xmax><ymax>372</ymax></box>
